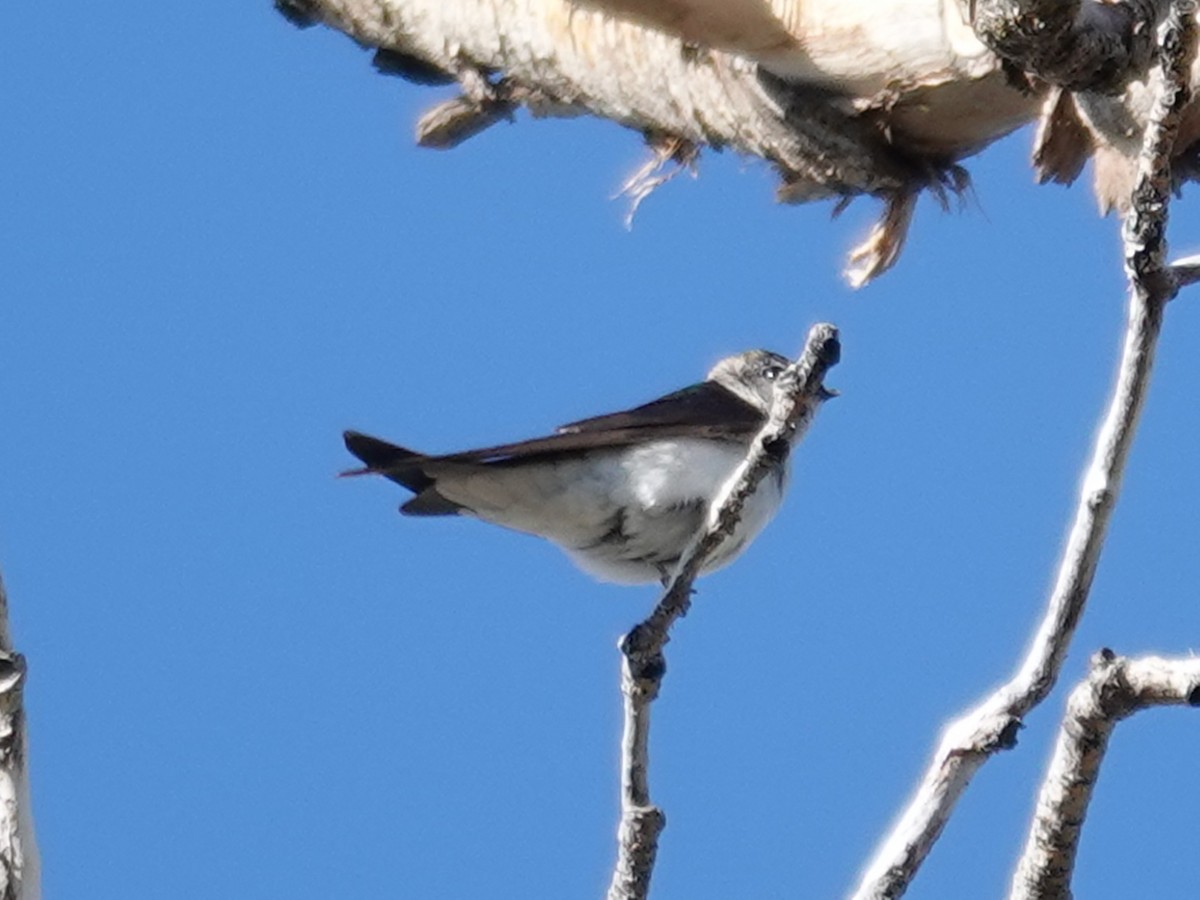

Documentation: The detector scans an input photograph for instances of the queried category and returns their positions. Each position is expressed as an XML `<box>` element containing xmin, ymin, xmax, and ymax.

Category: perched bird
<box><xmin>343</xmin><ymin>350</ymin><xmax>813</xmax><ymax>584</ymax></box>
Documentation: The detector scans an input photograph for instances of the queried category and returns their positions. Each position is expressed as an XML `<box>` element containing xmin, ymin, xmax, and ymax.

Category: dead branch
<box><xmin>852</xmin><ymin>5</ymin><xmax>1196</xmax><ymax>897</ymax></box>
<box><xmin>279</xmin><ymin>1</ymin><xmax>1200</xmax><ymax>280</ymax></box>
<box><xmin>972</xmin><ymin>0</ymin><xmax>1156</xmax><ymax>92</ymax></box>
<box><xmin>0</xmin><ymin>575</ymin><xmax>39</xmax><ymax>900</ymax></box>
<box><xmin>1167</xmin><ymin>250</ymin><xmax>1200</xmax><ymax>285</ymax></box>
<box><xmin>607</xmin><ymin>323</ymin><xmax>840</xmax><ymax>900</ymax></box>
<box><xmin>276</xmin><ymin>0</ymin><xmax>1045</xmax><ymax>283</ymax></box>
<box><xmin>1029</xmin><ymin>1</ymin><xmax>1200</xmax><ymax>212</ymax></box>
<box><xmin>278</xmin><ymin>0</ymin><xmax>925</xmax><ymax>193</ymax></box>
<box><xmin>1010</xmin><ymin>652</ymin><xmax>1200</xmax><ymax>900</ymax></box>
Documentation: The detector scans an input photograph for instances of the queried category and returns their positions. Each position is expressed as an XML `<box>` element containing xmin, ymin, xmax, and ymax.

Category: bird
<box><xmin>343</xmin><ymin>350</ymin><xmax>815</xmax><ymax>584</ymax></box>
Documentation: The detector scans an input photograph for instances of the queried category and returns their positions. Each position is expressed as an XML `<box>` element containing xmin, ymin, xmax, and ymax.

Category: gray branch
<box><xmin>0</xmin><ymin>575</ymin><xmax>39</xmax><ymax>900</ymax></box>
<box><xmin>276</xmin><ymin>0</ymin><xmax>1042</xmax><ymax>283</ymax></box>
<box><xmin>279</xmin><ymin>1</ymin><xmax>924</xmax><ymax>194</ymax></box>
<box><xmin>279</xmin><ymin>0</ymin><xmax>1200</xmax><ymax>281</ymax></box>
<box><xmin>972</xmin><ymin>0</ymin><xmax>1157</xmax><ymax>92</ymax></box>
<box><xmin>606</xmin><ymin>323</ymin><xmax>840</xmax><ymax>900</ymax></box>
<box><xmin>852</xmin><ymin>5</ymin><xmax>1196</xmax><ymax>897</ymax></box>
<box><xmin>1167</xmin><ymin>251</ymin><xmax>1200</xmax><ymax>285</ymax></box>
<box><xmin>1010</xmin><ymin>652</ymin><xmax>1200</xmax><ymax>900</ymax></box>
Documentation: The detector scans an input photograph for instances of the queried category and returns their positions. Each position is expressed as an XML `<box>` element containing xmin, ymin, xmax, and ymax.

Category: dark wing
<box><xmin>344</xmin><ymin>380</ymin><xmax>763</xmax><ymax>488</ymax></box>
<box><xmin>344</xmin><ymin>381</ymin><xmax>765</xmax><ymax>516</ymax></box>
<box><xmin>427</xmin><ymin>380</ymin><xmax>764</xmax><ymax>465</ymax></box>
<box><xmin>557</xmin><ymin>380</ymin><xmax>763</xmax><ymax>435</ymax></box>
<box><xmin>343</xmin><ymin>431</ymin><xmax>433</xmax><ymax>490</ymax></box>
<box><xmin>343</xmin><ymin>431</ymin><xmax>465</xmax><ymax>515</ymax></box>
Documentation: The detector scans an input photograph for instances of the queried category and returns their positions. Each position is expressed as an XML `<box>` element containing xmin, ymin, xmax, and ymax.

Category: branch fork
<box><xmin>853</xmin><ymin>4</ymin><xmax>1198</xmax><ymax>897</ymax></box>
<box><xmin>1011</xmin><ymin>652</ymin><xmax>1200</xmax><ymax>899</ymax></box>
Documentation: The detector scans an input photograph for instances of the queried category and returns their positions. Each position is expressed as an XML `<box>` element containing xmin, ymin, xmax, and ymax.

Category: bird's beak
<box><xmin>818</xmin><ymin>386</ymin><xmax>839</xmax><ymax>401</ymax></box>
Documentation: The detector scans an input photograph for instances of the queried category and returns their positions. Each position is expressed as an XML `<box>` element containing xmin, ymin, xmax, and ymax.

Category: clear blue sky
<box><xmin>4</xmin><ymin>4</ymin><xmax>1200</xmax><ymax>898</ymax></box>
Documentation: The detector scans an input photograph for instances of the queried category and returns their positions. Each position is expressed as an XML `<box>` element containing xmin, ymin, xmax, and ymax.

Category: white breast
<box><xmin>434</xmin><ymin>438</ymin><xmax>788</xmax><ymax>584</ymax></box>
<box><xmin>568</xmin><ymin>438</ymin><xmax>788</xmax><ymax>584</ymax></box>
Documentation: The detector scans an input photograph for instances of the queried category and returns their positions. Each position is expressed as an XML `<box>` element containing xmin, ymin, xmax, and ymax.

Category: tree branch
<box><xmin>972</xmin><ymin>0</ymin><xmax>1156</xmax><ymax>92</ymax></box>
<box><xmin>277</xmin><ymin>0</ymin><xmax>1042</xmax><ymax>283</ymax></box>
<box><xmin>1009</xmin><ymin>651</ymin><xmax>1200</xmax><ymax>900</ymax></box>
<box><xmin>852</xmin><ymin>5</ymin><xmax>1195</xmax><ymax>897</ymax></box>
<box><xmin>0</xmin><ymin>575</ymin><xmax>39</xmax><ymax>900</ymax></box>
<box><xmin>1167</xmin><ymin>251</ymin><xmax>1200</xmax><ymax>286</ymax></box>
<box><xmin>606</xmin><ymin>323</ymin><xmax>840</xmax><ymax>900</ymax></box>
<box><xmin>279</xmin><ymin>0</ymin><xmax>921</xmax><ymax>194</ymax></box>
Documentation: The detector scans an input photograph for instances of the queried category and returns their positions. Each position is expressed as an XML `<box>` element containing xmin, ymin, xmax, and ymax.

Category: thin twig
<box><xmin>852</xmin><ymin>5</ymin><xmax>1196</xmax><ymax>896</ymax></box>
<box><xmin>605</xmin><ymin>323</ymin><xmax>841</xmax><ymax>900</ymax></box>
<box><xmin>1009</xmin><ymin>651</ymin><xmax>1200</xmax><ymax>900</ymax></box>
<box><xmin>1167</xmin><ymin>252</ymin><xmax>1200</xmax><ymax>286</ymax></box>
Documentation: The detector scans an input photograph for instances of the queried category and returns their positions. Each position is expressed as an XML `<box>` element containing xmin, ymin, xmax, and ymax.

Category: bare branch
<box><xmin>1122</xmin><ymin>1</ymin><xmax>1199</xmax><ymax>295</ymax></box>
<box><xmin>1010</xmin><ymin>652</ymin><xmax>1200</xmax><ymax>900</ymax></box>
<box><xmin>279</xmin><ymin>0</ymin><xmax>1046</xmax><ymax>283</ymax></box>
<box><xmin>843</xmin><ymin>191</ymin><xmax>918</xmax><ymax>290</ymax></box>
<box><xmin>972</xmin><ymin>0</ymin><xmax>1156</xmax><ymax>92</ymax></box>
<box><xmin>0</xmin><ymin>575</ymin><xmax>40</xmax><ymax>900</ymax></box>
<box><xmin>282</xmin><ymin>1</ymin><xmax>922</xmax><ymax>192</ymax></box>
<box><xmin>606</xmin><ymin>323</ymin><xmax>840</xmax><ymax>900</ymax></box>
<box><xmin>852</xmin><ymin>6</ymin><xmax>1196</xmax><ymax>897</ymax></box>
<box><xmin>1032</xmin><ymin>88</ymin><xmax>1092</xmax><ymax>186</ymax></box>
<box><xmin>616</xmin><ymin>135</ymin><xmax>700</xmax><ymax>229</ymax></box>
<box><xmin>1168</xmin><ymin>251</ymin><xmax>1200</xmax><ymax>286</ymax></box>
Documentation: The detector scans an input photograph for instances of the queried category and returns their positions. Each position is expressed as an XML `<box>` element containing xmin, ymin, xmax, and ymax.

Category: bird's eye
<box><xmin>763</xmin><ymin>365</ymin><xmax>784</xmax><ymax>381</ymax></box>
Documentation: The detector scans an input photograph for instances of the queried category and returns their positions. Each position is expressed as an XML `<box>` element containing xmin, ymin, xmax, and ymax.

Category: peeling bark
<box><xmin>276</xmin><ymin>0</ymin><xmax>1041</xmax><ymax>282</ymax></box>
<box><xmin>854</xmin><ymin>5</ymin><xmax>1195</xmax><ymax>895</ymax></box>
<box><xmin>1009</xmin><ymin>652</ymin><xmax>1200</xmax><ymax>900</ymax></box>
<box><xmin>976</xmin><ymin>0</ymin><xmax>1200</xmax><ymax>213</ymax></box>
<box><xmin>278</xmin><ymin>0</ymin><xmax>1200</xmax><ymax>279</ymax></box>
<box><xmin>972</xmin><ymin>0</ymin><xmax>1156</xmax><ymax>92</ymax></box>
<box><xmin>0</xmin><ymin>576</ymin><xmax>39</xmax><ymax>900</ymax></box>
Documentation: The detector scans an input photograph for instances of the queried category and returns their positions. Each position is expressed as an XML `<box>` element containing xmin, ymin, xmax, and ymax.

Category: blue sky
<box><xmin>4</xmin><ymin>3</ymin><xmax>1200</xmax><ymax>898</ymax></box>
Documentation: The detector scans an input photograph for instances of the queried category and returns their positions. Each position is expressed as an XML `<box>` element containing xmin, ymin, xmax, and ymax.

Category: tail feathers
<box><xmin>342</xmin><ymin>430</ymin><xmax>431</xmax><ymax>492</ymax></box>
<box><xmin>342</xmin><ymin>429</ymin><xmax>465</xmax><ymax>516</ymax></box>
<box><xmin>400</xmin><ymin>491</ymin><xmax>464</xmax><ymax>516</ymax></box>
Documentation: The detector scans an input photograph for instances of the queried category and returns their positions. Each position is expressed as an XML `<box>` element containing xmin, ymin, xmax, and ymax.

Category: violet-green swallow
<box><xmin>343</xmin><ymin>350</ymin><xmax>812</xmax><ymax>584</ymax></box>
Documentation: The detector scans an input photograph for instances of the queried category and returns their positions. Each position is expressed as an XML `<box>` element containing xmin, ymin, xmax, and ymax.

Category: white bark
<box><xmin>0</xmin><ymin>577</ymin><xmax>39</xmax><ymax>900</ymax></box>
<box><xmin>275</xmin><ymin>2</ymin><xmax>1200</xmax><ymax>896</ymax></box>
<box><xmin>282</xmin><ymin>0</ymin><xmax>922</xmax><ymax>189</ymax></box>
<box><xmin>608</xmin><ymin>323</ymin><xmax>839</xmax><ymax>900</ymax></box>
<box><xmin>1010</xmin><ymin>653</ymin><xmax>1200</xmax><ymax>900</ymax></box>
<box><xmin>279</xmin><ymin>0</ymin><xmax>1200</xmax><ymax>282</ymax></box>
<box><xmin>1011</xmin><ymin>0</ymin><xmax>1200</xmax><ymax>212</ymax></box>
<box><xmin>853</xmin><ymin>5</ymin><xmax>1195</xmax><ymax>897</ymax></box>
<box><xmin>278</xmin><ymin>0</ymin><xmax>1042</xmax><ymax>283</ymax></box>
